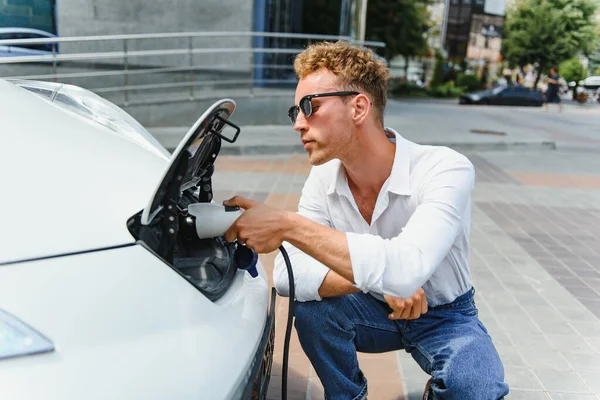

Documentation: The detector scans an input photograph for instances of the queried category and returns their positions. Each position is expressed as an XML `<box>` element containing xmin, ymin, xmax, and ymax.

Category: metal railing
<box><xmin>0</xmin><ymin>31</ymin><xmax>385</xmax><ymax>106</ymax></box>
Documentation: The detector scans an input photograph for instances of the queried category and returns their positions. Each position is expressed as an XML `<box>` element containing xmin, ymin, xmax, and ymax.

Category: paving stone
<box><xmin>519</xmin><ymin>348</ymin><xmax>572</xmax><ymax>370</ymax></box>
<box><xmin>576</xmin><ymin>371</ymin><xmax>600</xmax><ymax>393</ymax></box>
<box><xmin>562</xmin><ymin>352</ymin><xmax>600</xmax><ymax>372</ymax></box>
<box><xmin>496</xmin><ymin>345</ymin><xmax>529</xmax><ymax>367</ymax></box>
<box><xmin>468</xmin><ymin>154</ymin><xmax>522</xmax><ymax>184</ymax></box>
<box><xmin>547</xmin><ymin>392</ymin><xmax>595</xmax><ymax>400</ymax></box>
<box><xmin>508</xmin><ymin>391</ymin><xmax>551</xmax><ymax>400</ymax></box>
<box><xmin>545</xmin><ymin>333</ymin><xmax>596</xmax><ymax>354</ymax></box>
<box><xmin>533</xmin><ymin>369</ymin><xmax>589</xmax><ymax>393</ymax></box>
<box><xmin>505</xmin><ymin>366</ymin><xmax>545</xmax><ymax>390</ymax></box>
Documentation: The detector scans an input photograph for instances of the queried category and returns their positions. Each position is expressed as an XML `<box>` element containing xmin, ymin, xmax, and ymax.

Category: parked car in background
<box><xmin>0</xmin><ymin>27</ymin><xmax>58</xmax><ymax>58</ymax></box>
<box><xmin>581</xmin><ymin>76</ymin><xmax>600</xmax><ymax>90</ymax></box>
<box><xmin>580</xmin><ymin>76</ymin><xmax>600</xmax><ymax>103</ymax></box>
<box><xmin>459</xmin><ymin>85</ymin><xmax>544</xmax><ymax>106</ymax></box>
<box><xmin>0</xmin><ymin>79</ymin><xmax>274</xmax><ymax>400</ymax></box>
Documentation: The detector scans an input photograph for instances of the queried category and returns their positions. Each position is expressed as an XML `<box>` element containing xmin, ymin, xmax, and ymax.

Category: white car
<box><xmin>0</xmin><ymin>79</ymin><xmax>275</xmax><ymax>399</ymax></box>
<box><xmin>0</xmin><ymin>27</ymin><xmax>58</xmax><ymax>58</ymax></box>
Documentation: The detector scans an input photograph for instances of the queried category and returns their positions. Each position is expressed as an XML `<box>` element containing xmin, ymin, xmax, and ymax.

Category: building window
<box><xmin>0</xmin><ymin>0</ymin><xmax>56</xmax><ymax>35</ymax></box>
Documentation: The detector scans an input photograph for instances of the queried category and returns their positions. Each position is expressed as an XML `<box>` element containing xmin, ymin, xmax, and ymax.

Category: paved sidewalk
<box><xmin>210</xmin><ymin>148</ymin><xmax>600</xmax><ymax>400</ymax></box>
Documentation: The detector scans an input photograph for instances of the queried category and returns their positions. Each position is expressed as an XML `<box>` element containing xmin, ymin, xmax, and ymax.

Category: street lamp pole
<box><xmin>342</xmin><ymin>0</ymin><xmax>369</xmax><ymax>42</ymax></box>
<box><xmin>440</xmin><ymin>0</ymin><xmax>450</xmax><ymax>55</ymax></box>
<box><xmin>354</xmin><ymin>0</ymin><xmax>368</xmax><ymax>42</ymax></box>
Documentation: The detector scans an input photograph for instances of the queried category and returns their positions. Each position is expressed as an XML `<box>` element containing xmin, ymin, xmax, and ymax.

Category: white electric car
<box><xmin>0</xmin><ymin>79</ymin><xmax>275</xmax><ymax>399</ymax></box>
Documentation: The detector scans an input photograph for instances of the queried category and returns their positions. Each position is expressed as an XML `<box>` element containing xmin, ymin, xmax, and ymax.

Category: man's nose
<box><xmin>293</xmin><ymin>110</ymin><xmax>308</xmax><ymax>132</ymax></box>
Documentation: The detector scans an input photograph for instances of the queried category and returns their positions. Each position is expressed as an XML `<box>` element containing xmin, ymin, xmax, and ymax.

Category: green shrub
<box><xmin>389</xmin><ymin>79</ymin><xmax>427</xmax><ymax>97</ymax></box>
<box><xmin>559</xmin><ymin>58</ymin><xmax>587</xmax><ymax>83</ymax></box>
<box><xmin>427</xmin><ymin>82</ymin><xmax>463</xmax><ymax>98</ymax></box>
<box><xmin>427</xmin><ymin>86</ymin><xmax>447</xmax><ymax>97</ymax></box>
<box><xmin>456</xmin><ymin>73</ymin><xmax>480</xmax><ymax>92</ymax></box>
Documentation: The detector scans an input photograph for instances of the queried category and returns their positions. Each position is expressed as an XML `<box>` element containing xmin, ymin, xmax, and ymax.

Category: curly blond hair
<box><xmin>293</xmin><ymin>41</ymin><xmax>389</xmax><ymax>123</ymax></box>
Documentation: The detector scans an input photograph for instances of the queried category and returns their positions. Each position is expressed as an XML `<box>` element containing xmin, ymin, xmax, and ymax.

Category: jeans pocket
<box><xmin>451</xmin><ymin>300</ymin><xmax>478</xmax><ymax>317</ymax></box>
<box><xmin>460</xmin><ymin>307</ymin><xmax>478</xmax><ymax>317</ymax></box>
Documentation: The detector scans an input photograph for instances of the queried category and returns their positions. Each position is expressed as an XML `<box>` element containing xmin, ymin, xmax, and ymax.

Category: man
<box><xmin>223</xmin><ymin>41</ymin><xmax>508</xmax><ymax>400</ymax></box>
<box><xmin>544</xmin><ymin>67</ymin><xmax>563</xmax><ymax>112</ymax></box>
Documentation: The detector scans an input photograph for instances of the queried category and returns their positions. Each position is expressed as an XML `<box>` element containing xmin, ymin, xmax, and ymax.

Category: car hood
<box><xmin>0</xmin><ymin>80</ymin><xmax>167</xmax><ymax>264</ymax></box>
<box><xmin>0</xmin><ymin>245</ymin><xmax>269</xmax><ymax>399</ymax></box>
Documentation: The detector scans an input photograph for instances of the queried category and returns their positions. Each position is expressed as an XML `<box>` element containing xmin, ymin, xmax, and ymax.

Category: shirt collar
<box><xmin>326</xmin><ymin>127</ymin><xmax>411</xmax><ymax>197</ymax></box>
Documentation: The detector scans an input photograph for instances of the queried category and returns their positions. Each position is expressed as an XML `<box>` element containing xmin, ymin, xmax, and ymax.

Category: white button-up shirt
<box><xmin>274</xmin><ymin>129</ymin><xmax>474</xmax><ymax>306</ymax></box>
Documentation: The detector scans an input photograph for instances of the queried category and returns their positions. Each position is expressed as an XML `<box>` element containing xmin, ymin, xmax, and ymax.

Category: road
<box><xmin>384</xmin><ymin>99</ymin><xmax>600</xmax><ymax>151</ymax></box>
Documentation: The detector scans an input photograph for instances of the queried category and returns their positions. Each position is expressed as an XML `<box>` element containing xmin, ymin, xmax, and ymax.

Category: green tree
<box><xmin>559</xmin><ymin>57</ymin><xmax>588</xmax><ymax>83</ymax></box>
<box><xmin>366</xmin><ymin>0</ymin><xmax>431</xmax><ymax>78</ymax></box>
<box><xmin>503</xmin><ymin>0</ymin><xmax>599</xmax><ymax>89</ymax></box>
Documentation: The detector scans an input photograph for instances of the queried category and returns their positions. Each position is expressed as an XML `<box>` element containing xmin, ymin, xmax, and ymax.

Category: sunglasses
<box><xmin>287</xmin><ymin>91</ymin><xmax>360</xmax><ymax>125</ymax></box>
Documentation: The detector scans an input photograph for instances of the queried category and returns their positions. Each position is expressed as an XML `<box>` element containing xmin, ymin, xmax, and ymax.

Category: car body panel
<box><xmin>582</xmin><ymin>76</ymin><xmax>600</xmax><ymax>90</ymax></box>
<box><xmin>0</xmin><ymin>80</ymin><xmax>167</xmax><ymax>264</ymax></box>
<box><xmin>459</xmin><ymin>86</ymin><xmax>543</xmax><ymax>106</ymax></box>
<box><xmin>0</xmin><ymin>245</ymin><xmax>269</xmax><ymax>399</ymax></box>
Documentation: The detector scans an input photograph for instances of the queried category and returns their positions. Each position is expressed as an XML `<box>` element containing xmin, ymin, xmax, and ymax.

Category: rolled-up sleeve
<box><xmin>274</xmin><ymin>168</ymin><xmax>331</xmax><ymax>302</ymax></box>
<box><xmin>348</xmin><ymin>159</ymin><xmax>475</xmax><ymax>298</ymax></box>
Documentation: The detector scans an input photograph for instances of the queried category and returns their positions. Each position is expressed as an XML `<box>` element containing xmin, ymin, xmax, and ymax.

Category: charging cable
<box><xmin>234</xmin><ymin>243</ymin><xmax>295</xmax><ymax>399</ymax></box>
<box><xmin>278</xmin><ymin>245</ymin><xmax>294</xmax><ymax>400</ymax></box>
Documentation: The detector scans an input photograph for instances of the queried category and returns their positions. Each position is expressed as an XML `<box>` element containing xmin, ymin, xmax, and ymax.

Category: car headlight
<box><xmin>470</xmin><ymin>95</ymin><xmax>480</xmax><ymax>101</ymax></box>
<box><xmin>0</xmin><ymin>309</ymin><xmax>54</xmax><ymax>360</ymax></box>
<box><xmin>9</xmin><ymin>79</ymin><xmax>170</xmax><ymax>159</ymax></box>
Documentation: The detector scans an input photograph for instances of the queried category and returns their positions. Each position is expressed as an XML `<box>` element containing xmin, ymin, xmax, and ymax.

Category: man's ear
<box><xmin>352</xmin><ymin>94</ymin><xmax>371</xmax><ymax>125</ymax></box>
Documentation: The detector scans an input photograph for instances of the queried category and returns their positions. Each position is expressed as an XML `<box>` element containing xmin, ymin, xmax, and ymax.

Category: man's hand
<box><xmin>223</xmin><ymin>196</ymin><xmax>289</xmax><ymax>253</ymax></box>
<box><xmin>384</xmin><ymin>288</ymin><xmax>428</xmax><ymax>320</ymax></box>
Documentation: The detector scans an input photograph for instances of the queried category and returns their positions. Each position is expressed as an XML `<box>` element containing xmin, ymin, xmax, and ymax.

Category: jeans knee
<box><xmin>439</xmin><ymin>369</ymin><xmax>506</xmax><ymax>399</ymax></box>
<box><xmin>435</xmin><ymin>358</ymin><xmax>508</xmax><ymax>400</ymax></box>
<box><xmin>434</xmin><ymin>339</ymin><xmax>508</xmax><ymax>399</ymax></box>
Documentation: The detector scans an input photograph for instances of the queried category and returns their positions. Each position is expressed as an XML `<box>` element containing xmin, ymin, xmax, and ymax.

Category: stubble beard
<box><xmin>306</xmin><ymin>142</ymin><xmax>332</xmax><ymax>166</ymax></box>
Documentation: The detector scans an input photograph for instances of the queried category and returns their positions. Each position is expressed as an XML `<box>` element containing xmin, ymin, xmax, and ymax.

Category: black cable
<box><xmin>278</xmin><ymin>245</ymin><xmax>294</xmax><ymax>400</ymax></box>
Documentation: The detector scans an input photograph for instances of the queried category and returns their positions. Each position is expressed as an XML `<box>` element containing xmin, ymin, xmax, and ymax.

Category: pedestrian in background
<box><xmin>544</xmin><ymin>67</ymin><xmax>564</xmax><ymax>112</ymax></box>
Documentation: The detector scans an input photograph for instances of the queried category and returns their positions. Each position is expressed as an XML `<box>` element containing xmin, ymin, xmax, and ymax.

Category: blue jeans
<box><xmin>294</xmin><ymin>288</ymin><xmax>509</xmax><ymax>400</ymax></box>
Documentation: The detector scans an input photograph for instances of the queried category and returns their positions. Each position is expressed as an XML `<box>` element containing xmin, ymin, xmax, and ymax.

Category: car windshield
<box><xmin>490</xmin><ymin>86</ymin><xmax>505</xmax><ymax>95</ymax></box>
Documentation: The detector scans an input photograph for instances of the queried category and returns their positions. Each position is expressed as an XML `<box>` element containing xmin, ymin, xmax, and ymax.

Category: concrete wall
<box><xmin>55</xmin><ymin>0</ymin><xmax>254</xmax><ymax>69</ymax></box>
<box><xmin>57</xmin><ymin>0</ymin><xmax>253</xmax><ymax>37</ymax></box>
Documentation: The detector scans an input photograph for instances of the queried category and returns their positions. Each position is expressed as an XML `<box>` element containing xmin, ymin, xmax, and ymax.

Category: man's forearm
<box><xmin>283</xmin><ymin>212</ymin><xmax>355</xmax><ymax>283</ymax></box>
<box><xmin>318</xmin><ymin>270</ymin><xmax>360</xmax><ymax>298</ymax></box>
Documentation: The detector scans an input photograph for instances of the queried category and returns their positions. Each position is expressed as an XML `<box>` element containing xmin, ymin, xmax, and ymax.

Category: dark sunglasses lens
<box><xmin>300</xmin><ymin>98</ymin><xmax>312</xmax><ymax>118</ymax></box>
<box><xmin>288</xmin><ymin>106</ymin><xmax>299</xmax><ymax>124</ymax></box>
